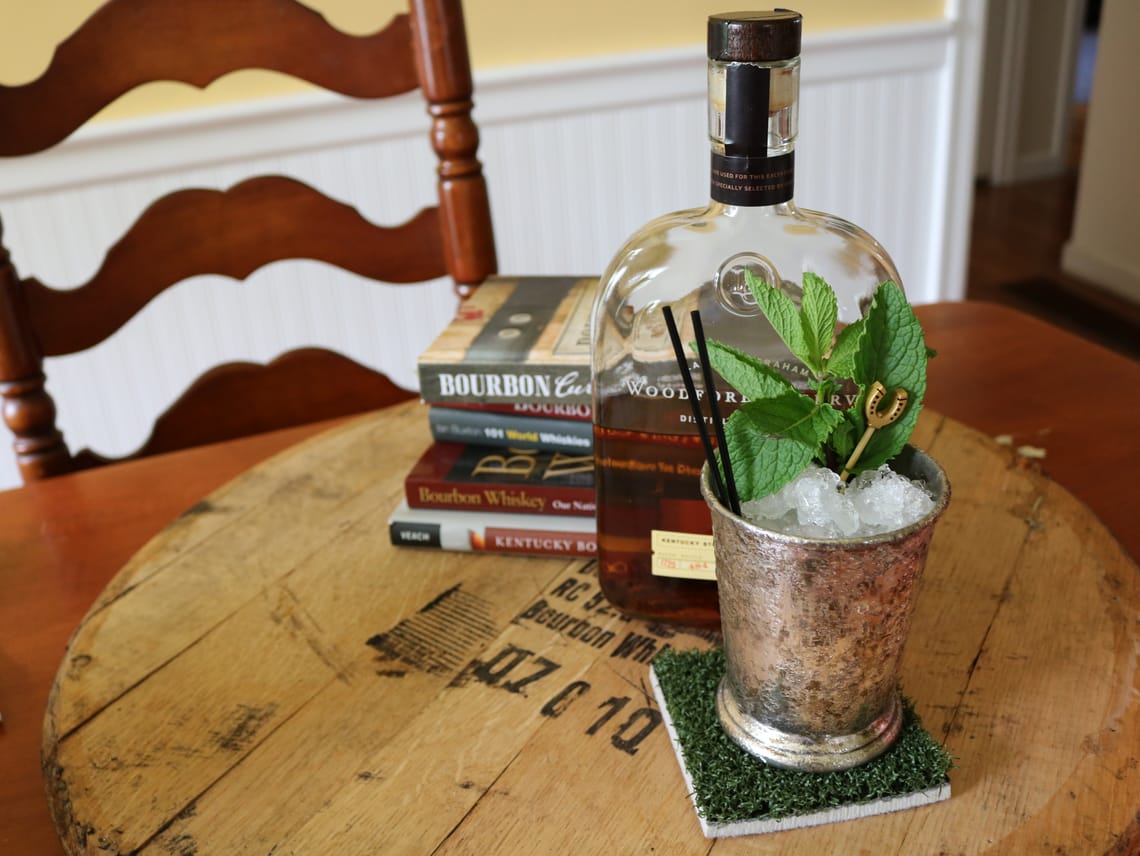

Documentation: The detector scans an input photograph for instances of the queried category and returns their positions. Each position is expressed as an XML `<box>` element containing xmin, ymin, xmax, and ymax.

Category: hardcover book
<box><xmin>388</xmin><ymin>500</ymin><xmax>596</xmax><ymax>557</ymax></box>
<box><xmin>427</xmin><ymin>407</ymin><xmax>593</xmax><ymax>455</ymax></box>
<box><xmin>417</xmin><ymin>275</ymin><xmax>596</xmax><ymax>407</ymax></box>
<box><xmin>438</xmin><ymin>402</ymin><xmax>592</xmax><ymax>421</ymax></box>
<box><xmin>405</xmin><ymin>441</ymin><xmax>595</xmax><ymax>517</ymax></box>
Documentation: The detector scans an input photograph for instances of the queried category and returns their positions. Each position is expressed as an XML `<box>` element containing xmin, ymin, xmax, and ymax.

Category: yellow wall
<box><xmin>0</xmin><ymin>0</ymin><xmax>945</xmax><ymax>122</ymax></box>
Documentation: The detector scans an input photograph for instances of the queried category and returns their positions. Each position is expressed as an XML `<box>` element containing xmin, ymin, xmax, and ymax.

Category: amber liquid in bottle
<box><xmin>593</xmin><ymin>424</ymin><xmax>721</xmax><ymax>630</ymax></box>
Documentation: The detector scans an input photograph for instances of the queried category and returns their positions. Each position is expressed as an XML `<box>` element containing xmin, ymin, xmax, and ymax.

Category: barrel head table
<box><xmin>41</xmin><ymin>400</ymin><xmax>1140</xmax><ymax>854</ymax></box>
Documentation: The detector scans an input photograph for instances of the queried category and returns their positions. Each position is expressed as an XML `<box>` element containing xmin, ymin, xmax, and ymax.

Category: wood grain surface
<box><xmin>0</xmin><ymin>420</ymin><xmax>344</xmax><ymax>856</ymax></box>
<box><xmin>39</xmin><ymin>400</ymin><xmax>1140</xmax><ymax>854</ymax></box>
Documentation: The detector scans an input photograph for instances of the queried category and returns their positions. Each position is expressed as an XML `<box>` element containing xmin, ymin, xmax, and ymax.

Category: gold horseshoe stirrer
<box><xmin>840</xmin><ymin>380</ymin><xmax>909</xmax><ymax>482</ymax></box>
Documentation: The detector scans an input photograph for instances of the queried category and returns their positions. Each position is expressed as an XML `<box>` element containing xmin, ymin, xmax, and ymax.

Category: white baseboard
<box><xmin>0</xmin><ymin>11</ymin><xmax>984</xmax><ymax>490</ymax></box>
<box><xmin>1061</xmin><ymin>242</ymin><xmax>1140</xmax><ymax>306</ymax></box>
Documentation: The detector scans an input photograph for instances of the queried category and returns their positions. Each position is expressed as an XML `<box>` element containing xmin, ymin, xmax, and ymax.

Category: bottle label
<box><xmin>650</xmin><ymin>529</ymin><xmax>716</xmax><ymax>581</ymax></box>
<box><xmin>711</xmin><ymin>151</ymin><xmax>794</xmax><ymax>206</ymax></box>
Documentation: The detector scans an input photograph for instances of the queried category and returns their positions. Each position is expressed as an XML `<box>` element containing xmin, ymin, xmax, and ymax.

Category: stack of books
<box><xmin>388</xmin><ymin>275</ymin><xmax>599</xmax><ymax>557</ymax></box>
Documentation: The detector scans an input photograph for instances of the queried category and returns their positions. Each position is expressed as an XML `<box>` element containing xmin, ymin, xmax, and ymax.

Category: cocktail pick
<box><xmin>840</xmin><ymin>381</ymin><xmax>909</xmax><ymax>482</ymax></box>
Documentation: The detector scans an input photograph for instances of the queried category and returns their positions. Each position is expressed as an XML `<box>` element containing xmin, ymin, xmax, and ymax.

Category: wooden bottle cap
<box><xmin>707</xmin><ymin>10</ymin><xmax>802</xmax><ymax>62</ymax></box>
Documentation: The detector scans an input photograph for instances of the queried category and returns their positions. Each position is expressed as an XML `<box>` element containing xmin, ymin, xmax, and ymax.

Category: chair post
<box><xmin>0</xmin><ymin>226</ymin><xmax>71</xmax><ymax>481</ymax></box>
<box><xmin>409</xmin><ymin>0</ymin><xmax>497</xmax><ymax>297</ymax></box>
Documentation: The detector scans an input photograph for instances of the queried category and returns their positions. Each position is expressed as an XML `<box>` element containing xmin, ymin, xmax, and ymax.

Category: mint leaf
<box><xmin>825</xmin><ymin>319</ymin><xmax>863</xmax><ymax>379</ymax></box>
<box><xmin>800</xmin><ymin>272</ymin><xmax>838</xmax><ymax>373</ymax></box>
<box><xmin>722</xmin><ymin>395</ymin><xmax>844</xmax><ymax>499</ymax></box>
<box><xmin>850</xmin><ymin>281</ymin><xmax>927</xmax><ymax>470</ymax></box>
<box><xmin>723</xmin><ymin>407</ymin><xmax>818</xmax><ymax>500</ymax></box>
<box><xmin>807</xmin><ymin>401</ymin><xmax>845</xmax><ymax>444</ymax></box>
<box><xmin>744</xmin><ymin>269</ymin><xmax>807</xmax><ymax>361</ymax></box>
<box><xmin>733</xmin><ymin>393</ymin><xmax>817</xmax><ymax>443</ymax></box>
<box><xmin>704</xmin><ymin>340</ymin><xmax>798</xmax><ymax>401</ymax></box>
<box><xmin>828</xmin><ymin>408</ymin><xmax>862</xmax><ymax>464</ymax></box>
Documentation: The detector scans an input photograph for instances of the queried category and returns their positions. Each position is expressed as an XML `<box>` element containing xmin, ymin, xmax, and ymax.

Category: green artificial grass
<box><xmin>651</xmin><ymin>647</ymin><xmax>953</xmax><ymax>827</ymax></box>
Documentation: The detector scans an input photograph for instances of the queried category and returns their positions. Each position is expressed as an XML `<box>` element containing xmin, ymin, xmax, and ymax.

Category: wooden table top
<box><xmin>3</xmin><ymin>301</ymin><xmax>1139</xmax><ymax>854</ymax></box>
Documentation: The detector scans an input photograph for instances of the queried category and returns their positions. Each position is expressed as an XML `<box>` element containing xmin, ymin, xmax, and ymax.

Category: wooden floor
<box><xmin>965</xmin><ymin>104</ymin><xmax>1140</xmax><ymax>361</ymax></box>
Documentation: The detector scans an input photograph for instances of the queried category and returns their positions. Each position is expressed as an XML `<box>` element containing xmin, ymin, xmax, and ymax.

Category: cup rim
<box><xmin>700</xmin><ymin>444</ymin><xmax>951</xmax><ymax>547</ymax></box>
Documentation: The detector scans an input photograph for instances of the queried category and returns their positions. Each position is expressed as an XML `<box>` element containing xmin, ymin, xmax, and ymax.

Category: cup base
<box><xmin>716</xmin><ymin>680</ymin><xmax>903</xmax><ymax>772</ymax></box>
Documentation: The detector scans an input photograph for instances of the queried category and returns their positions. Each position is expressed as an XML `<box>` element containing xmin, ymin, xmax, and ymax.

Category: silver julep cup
<box><xmin>700</xmin><ymin>446</ymin><xmax>950</xmax><ymax>771</ymax></box>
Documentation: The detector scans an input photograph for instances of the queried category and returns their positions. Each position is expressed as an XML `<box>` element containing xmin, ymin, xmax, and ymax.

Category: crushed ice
<box><xmin>739</xmin><ymin>465</ymin><xmax>935</xmax><ymax>538</ymax></box>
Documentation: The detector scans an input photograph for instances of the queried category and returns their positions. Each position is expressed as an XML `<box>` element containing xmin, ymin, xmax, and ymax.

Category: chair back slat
<box><xmin>69</xmin><ymin>348</ymin><xmax>418</xmax><ymax>470</ymax></box>
<box><xmin>26</xmin><ymin>178</ymin><xmax>447</xmax><ymax>357</ymax></box>
<box><xmin>0</xmin><ymin>0</ymin><xmax>423</xmax><ymax>157</ymax></box>
<box><xmin>0</xmin><ymin>0</ymin><xmax>496</xmax><ymax>482</ymax></box>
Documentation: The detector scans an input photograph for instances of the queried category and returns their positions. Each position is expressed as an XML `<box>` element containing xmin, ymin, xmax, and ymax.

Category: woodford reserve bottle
<box><xmin>591</xmin><ymin>9</ymin><xmax>904</xmax><ymax>629</ymax></box>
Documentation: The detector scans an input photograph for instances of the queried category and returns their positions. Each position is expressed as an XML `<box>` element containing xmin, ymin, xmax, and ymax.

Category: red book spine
<box><xmin>406</xmin><ymin>481</ymin><xmax>596</xmax><ymax>517</ymax></box>
<box><xmin>404</xmin><ymin>442</ymin><xmax>596</xmax><ymax>517</ymax></box>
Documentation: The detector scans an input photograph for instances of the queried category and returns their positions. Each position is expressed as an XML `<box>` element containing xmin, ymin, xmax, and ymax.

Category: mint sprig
<box><xmin>704</xmin><ymin>271</ymin><xmax>928</xmax><ymax>501</ymax></box>
<box><xmin>849</xmin><ymin>280</ymin><xmax>927</xmax><ymax>470</ymax></box>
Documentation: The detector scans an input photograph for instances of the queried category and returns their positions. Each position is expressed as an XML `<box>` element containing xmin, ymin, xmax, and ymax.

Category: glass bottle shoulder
<box><xmin>593</xmin><ymin>201</ymin><xmax>901</xmax><ymax>326</ymax></box>
<box><xmin>590</xmin><ymin>200</ymin><xmax>903</xmax><ymax>413</ymax></box>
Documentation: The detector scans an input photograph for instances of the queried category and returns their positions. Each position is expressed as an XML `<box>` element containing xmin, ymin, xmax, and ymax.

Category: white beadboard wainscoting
<box><xmin>0</xmin><ymin>8</ymin><xmax>983</xmax><ymax>491</ymax></box>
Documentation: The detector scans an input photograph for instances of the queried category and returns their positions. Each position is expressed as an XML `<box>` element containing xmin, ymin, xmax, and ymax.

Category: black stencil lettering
<box><xmin>541</xmin><ymin>680</ymin><xmax>591</xmax><ymax>717</ymax></box>
<box><xmin>586</xmin><ymin>696</ymin><xmax>631</xmax><ymax>736</ymax></box>
<box><xmin>550</xmin><ymin>578</ymin><xmax>591</xmax><ymax>602</ymax></box>
<box><xmin>471</xmin><ymin>643</ymin><xmax>533</xmax><ymax>686</ymax></box>
<box><xmin>499</xmin><ymin>655</ymin><xmax>561</xmax><ymax>695</ymax></box>
<box><xmin>610</xmin><ymin>632</ymin><xmax>658</xmax><ymax>663</ymax></box>
<box><xmin>611</xmin><ymin>708</ymin><xmax>662</xmax><ymax>755</ymax></box>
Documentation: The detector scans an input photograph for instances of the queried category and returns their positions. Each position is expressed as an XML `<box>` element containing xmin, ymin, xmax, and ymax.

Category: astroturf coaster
<box><xmin>650</xmin><ymin>647</ymin><xmax>953</xmax><ymax>838</ymax></box>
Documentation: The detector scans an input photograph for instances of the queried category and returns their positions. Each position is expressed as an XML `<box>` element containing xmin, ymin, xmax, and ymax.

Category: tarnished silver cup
<box><xmin>700</xmin><ymin>446</ymin><xmax>950</xmax><ymax>772</ymax></box>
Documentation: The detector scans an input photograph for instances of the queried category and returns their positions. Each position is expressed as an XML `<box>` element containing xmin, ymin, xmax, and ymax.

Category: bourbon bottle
<box><xmin>590</xmin><ymin>9</ymin><xmax>904</xmax><ymax>629</ymax></box>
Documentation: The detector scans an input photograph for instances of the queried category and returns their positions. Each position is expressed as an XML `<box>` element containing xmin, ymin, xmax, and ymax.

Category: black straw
<box><xmin>691</xmin><ymin>311</ymin><xmax>741</xmax><ymax>515</ymax></box>
<box><xmin>662</xmin><ymin>306</ymin><xmax>727</xmax><ymax>508</ymax></box>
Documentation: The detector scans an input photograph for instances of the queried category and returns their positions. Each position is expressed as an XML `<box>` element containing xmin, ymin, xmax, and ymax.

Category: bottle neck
<box><xmin>708</xmin><ymin>56</ymin><xmax>799</xmax><ymax>206</ymax></box>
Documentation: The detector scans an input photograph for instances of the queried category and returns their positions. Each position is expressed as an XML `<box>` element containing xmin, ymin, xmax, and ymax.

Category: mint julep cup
<box><xmin>700</xmin><ymin>446</ymin><xmax>950</xmax><ymax>772</ymax></box>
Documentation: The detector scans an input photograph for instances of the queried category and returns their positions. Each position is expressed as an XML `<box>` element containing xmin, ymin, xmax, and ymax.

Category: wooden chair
<box><xmin>0</xmin><ymin>0</ymin><xmax>496</xmax><ymax>482</ymax></box>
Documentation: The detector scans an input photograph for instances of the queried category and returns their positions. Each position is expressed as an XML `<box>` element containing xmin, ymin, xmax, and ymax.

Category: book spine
<box><xmin>428</xmin><ymin>407</ymin><xmax>593</xmax><ymax>454</ymax></box>
<box><xmin>389</xmin><ymin>516</ymin><xmax>596</xmax><ymax>558</ymax></box>
<box><xmin>437</xmin><ymin>402</ymin><xmax>593</xmax><ymax>422</ymax></box>
<box><xmin>406</xmin><ymin>478</ymin><xmax>596</xmax><ymax>517</ymax></box>
<box><xmin>417</xmin><ymin>364</ymin><xmax>592</xmax><ymax>408</ymax></box>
